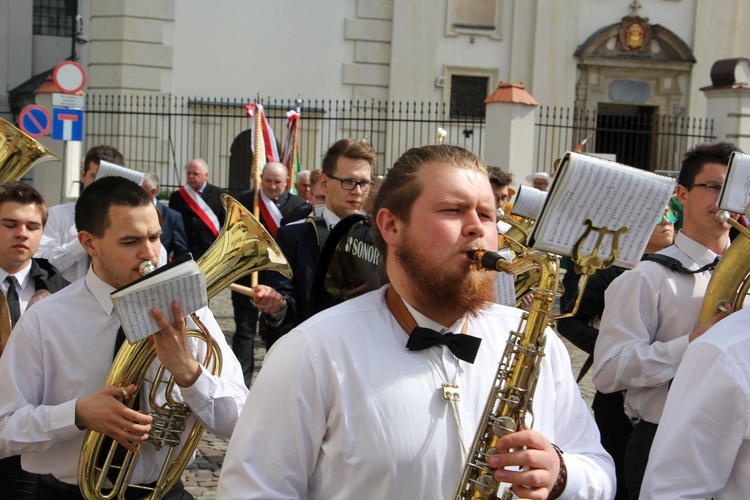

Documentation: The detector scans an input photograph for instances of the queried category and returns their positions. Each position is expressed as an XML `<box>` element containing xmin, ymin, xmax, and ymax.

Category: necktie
<box><xmin>406</xmin><ymin>326</ymin><xmax>482</xmax><ymax>363</ymax></box>
<box><xmin>5</xmin><ymin>276</ymin><xmax>20</xmax><ymax>327</ymax></box>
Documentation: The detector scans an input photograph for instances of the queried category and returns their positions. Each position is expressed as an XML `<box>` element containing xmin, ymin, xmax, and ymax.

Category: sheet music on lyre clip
<box><xmin>528</xmin><ymin>152</ymin><xmax>676</xmax><ymax>270</ymax></box>
<box><xmin>718</xmin><ymin>151</ymin><xmax>750</xmax><ymax>216</ymax></box>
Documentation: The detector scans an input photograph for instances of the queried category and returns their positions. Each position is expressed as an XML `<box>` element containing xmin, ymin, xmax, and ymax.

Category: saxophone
<box><xmin>454</xmin><ymin>249</ymin><xmax>560</xmax><ymax>500</ymax></box>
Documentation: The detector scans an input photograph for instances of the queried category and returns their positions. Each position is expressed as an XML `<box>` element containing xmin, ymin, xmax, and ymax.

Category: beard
<box><xmin>395</xmin><ymin>238</ymin><xmax>496</xmax><ymax>320</ymax></box>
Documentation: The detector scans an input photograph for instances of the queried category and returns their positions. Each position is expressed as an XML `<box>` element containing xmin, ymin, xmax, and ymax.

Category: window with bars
<box><xmin>33</xmin><ymin>0</ymin><xmax>77</xmax><ymax>37</ymax></box>
<box><xmin>450</xmin><ymin>75</ymin><xmax>489</xmax><ymax>118</ymax></box>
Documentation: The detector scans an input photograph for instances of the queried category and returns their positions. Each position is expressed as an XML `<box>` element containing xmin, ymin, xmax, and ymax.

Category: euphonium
<box><xmin>455</xmin><ymin>249</ymin><xmax>560</xmax><ymax>500</ymax></box>
<box><xmin>78</xmin><ymin>194</ymin><xmax>292</xmax><ymax>499</ymax></box>
<box><xmin>0</xmin><ymin>117</ymin><xmax>60</xmax><ymax>356</ymax></box>
<box><xmin>699</xmin><ymin>208</ymin><xmax>750</xmax><ymax>323</ymax></box>
<box><xmin>0</xmin><ymin>116</ymin><xmax>60</xmax><ymax>183</ymax></box>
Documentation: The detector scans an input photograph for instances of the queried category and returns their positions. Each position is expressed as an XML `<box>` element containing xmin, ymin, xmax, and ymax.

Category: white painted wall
<box><xmin>170</xmin><ymin>0</ymin><xmax>358</xmax><ymax>100</ymax></box>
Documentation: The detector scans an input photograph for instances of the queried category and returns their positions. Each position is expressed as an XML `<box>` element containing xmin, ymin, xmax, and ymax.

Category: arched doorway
<box><xmin>574</xmin><ymin>6</ymin><xmax>695</xmax><ymax>169</ymax></box>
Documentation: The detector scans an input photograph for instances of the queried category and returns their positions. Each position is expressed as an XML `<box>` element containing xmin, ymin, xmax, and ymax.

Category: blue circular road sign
<box><xmin>18</xmin><ymin>105</ymin><xmax>52</xmax><ymax>138</ymax></box>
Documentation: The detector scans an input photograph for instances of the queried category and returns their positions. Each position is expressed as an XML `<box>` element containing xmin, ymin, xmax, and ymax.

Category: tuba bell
<box><xmin>0</xmin><ymin>116</ymin><xmax>60</xmax><ymax>183</ymax></box>
<box><xmin>0</xmin><ymin>117</ymin><xmax>60</xmax><ymax>356</ymax></box>
<box><xmin>78</xmin><ymin>194</ymin><xmax>292</xmax><ymax>499</ymax></box>
<box><xmin>699</xmin><ymin>207</ymin><xmax>750</xmax><ymax>323</ymax></box>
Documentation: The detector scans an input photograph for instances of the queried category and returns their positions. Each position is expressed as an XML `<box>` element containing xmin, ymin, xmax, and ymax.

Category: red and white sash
<box><xmin>178</xmin><ymin>186</ymin><xmax>220</xmax><ymax>237</ymax></box>
<box><xmin>258</xmin><ymin>191</ymin><xmax>282</xmax><ymax>237</ymax></box>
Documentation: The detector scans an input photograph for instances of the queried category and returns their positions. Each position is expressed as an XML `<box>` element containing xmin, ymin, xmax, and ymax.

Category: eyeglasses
<box><xmin>328</xmin><ymin>174</ymin><xmax>374</xmax><ymax>191</ymax></box>
<box><xmin>495</xmin><ymin>195</ymin><xmax>512</xmax><ymax>204</ymax></box>
<box><xmin>688</xmin><ymin>183</ymin><xmax>723</xmax><ymax>195</ymax></box>
<box><xmin>656</xmin><ymin>209</ymin><xmax>679</xmax><ymax>225</ymax></box>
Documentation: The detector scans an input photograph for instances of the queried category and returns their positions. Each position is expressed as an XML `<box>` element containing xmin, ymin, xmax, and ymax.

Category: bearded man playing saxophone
<box><xmin>0</xmin><ymin>176</ymin><xmax>247</xmax><ymax>499</ymax></box>
<box><xmin>218</xmin><ymin>145</ymin><xmax>614</xmax><ymax>499</ymax></box>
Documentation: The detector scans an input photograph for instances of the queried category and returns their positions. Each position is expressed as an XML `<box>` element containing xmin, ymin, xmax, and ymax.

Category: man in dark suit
<box><xmin>0</xmin><ymin>181</ymin><xmax>69</xmax><ymax>499</ymax></box>
<box><xmin>168</xmin><ymin>158</ymin><xmax>227</xmax><ymax>259</ymax></box>
<box><xmin>142</xmin><ymin>172</ymin><xmax>189</xmax><ymax>260</ymax></box>
<box><xmin>232</xmin><ymin>161</ymin><xmax>311</xmax><ymax>386</ymax></box>
<box><xmin>251</xmin><ymin>139</ymin><xmax>378</xmax><ymax>348</ymax></box>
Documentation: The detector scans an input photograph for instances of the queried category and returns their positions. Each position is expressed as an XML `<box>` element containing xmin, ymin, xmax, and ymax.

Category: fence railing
<box><xmin>534</xmin><ymin>106</ymin><xmax>715</xmax><ymax>175</ymax></box>
<box><xmin>1</xmin><ymin>94</ymin><xmax>716</xmax><ymax>195</ymax></box>
<box><xmin>82</xmin><ymin>95</ymin><xmax>485</xmax><ymax>196</ymax></box>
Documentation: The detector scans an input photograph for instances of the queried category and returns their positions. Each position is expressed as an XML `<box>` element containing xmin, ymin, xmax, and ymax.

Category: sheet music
<box><xmin>718</xmin><ymin>152</ymin><xmax>750</xmax><ymax>214</ymax></box>
<box><xmin>511</xmin><ymin>186</ymin><xmax>547</xmax><ymax>219</ymax></box>
<box><xmin>112</xmin><ymin>271</ymin><xmax>207</xmax><ymax>344</ymax></box>
<box><xmin>492</xmin><ymin>249</ymin><xmax>516</xmax><ymax>306</ymax></box>
<box><xmin>96</xmin><ymin>160</ymin><xmax>146</xmax><ymax>186</ymax></box>
<box><xmin>530</xmin><ymin>153</ymin><xmax>675</xmax><ymax>269</ymax></box>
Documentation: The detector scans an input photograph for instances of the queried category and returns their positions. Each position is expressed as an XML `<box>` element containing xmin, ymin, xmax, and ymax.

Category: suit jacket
<box><xmin>168</xmin><ymin>183</ymin><xmax>227</xmax><ymax>259</ymax></box>
<box><xmin>264</xmin><ymin>221</ymin><xmax>321</xmax><ymax>326</ymax></box>
<box><xmin>28</xmin><ymin>258</ymin><xmax>70</xmax><ymax>294</ymax></box>
<box><xmin>237</xmin><ymin>190</ymin><xmax>311</xmax><ymax>230</ymax></box>
<box><xmin>156</xmin><ymin>201</ymin><xmax>190</xmax><ymax>258</ymax></box>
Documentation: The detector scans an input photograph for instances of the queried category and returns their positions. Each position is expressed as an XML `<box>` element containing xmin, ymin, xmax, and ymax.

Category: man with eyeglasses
<box><xmin>251</xmin><ymin>139</ymin><xmax>378</xmax><ymax>348</ymax></box>
<box><xmin>486</xmin><ymin>166</ymin><xmax>515</xmax><ymax>233</ymax></box>
<box><xmin>593</xmin><ymin>141</ymin><xmax>743</xmax><ymax>499</ymax></box>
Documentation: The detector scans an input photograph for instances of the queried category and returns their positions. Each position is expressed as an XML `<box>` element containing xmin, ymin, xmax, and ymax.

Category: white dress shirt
<box><xmin>592</xmin><ymin>231</ymin><xmax>720</xmax><ymax>423</ymax></box>
<box><xmin>35</xmin><ymin>202</ymin><xmax>89</xmax><ymax>283</ymax></box>
<box><xmin>0</xmin><ymin>267</ymin><xmax>248</xmax><ymax>485</ymax></box>
<box><xmin>217</xmin><ymin>285</ymin><xmax>615</xmax><ymax>499</ymax></box>
<box><xmin>641</xmin><ymin>307</ymin><xmax>750</xmax><ymax>499</ymax></box>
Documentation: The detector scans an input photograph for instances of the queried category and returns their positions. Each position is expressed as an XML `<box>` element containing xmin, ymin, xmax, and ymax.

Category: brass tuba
<box><xmin>0</xmin><ymin>117</ymin><xmax>60</xmax><ymax>355</ymax></box>
<box><xmin>78</xmin><ymin>194</ymin><xmax>292</xmax><ymax>499</ymax></box>
<box><xmin>699</xmin><ymin>207</ymin><xmax>750</xmax><ymax>323</ymax></box>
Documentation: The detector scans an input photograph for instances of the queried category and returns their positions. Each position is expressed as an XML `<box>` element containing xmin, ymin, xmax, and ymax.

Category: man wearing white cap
<box><xmin>526</xmin><ymin>172</ymin><xmax>551</xmax><ymax>191</ymax></box>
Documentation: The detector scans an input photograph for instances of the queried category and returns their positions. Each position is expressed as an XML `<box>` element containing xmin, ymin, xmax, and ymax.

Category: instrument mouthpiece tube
<box><xmin>139</xmin><ymin>260</ymin><xmax>156</xmax><ymax>276</ymax></box>
<box><xmin>469</xmin><ymin>249</ymin><xmax>505</xmax><ymax>272</ymax></box>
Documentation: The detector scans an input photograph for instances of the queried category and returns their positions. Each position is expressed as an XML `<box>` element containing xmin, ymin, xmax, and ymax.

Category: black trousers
<box><xmin>592</xmin><ymin>391</ymin><xmax>632</xmax><ymax>500</ymax></box>
<box><xmin>231</xmin><ymin>289</ymin><xmax>260</xmax><ymax>387</ymax></box>
<box><xmin>0</xmin><ymin>455</ymin><xmax>37</xmax><ymax>499</ymax></box>
<box><xmin>624</xmin><ymin>419</ymin><xmax>658</xmax><ymax>500</ymax></box>
<box><xmin>34</xmin><ymin>475</ymin><xmax>193</xmax><ymax>500</ymax></box>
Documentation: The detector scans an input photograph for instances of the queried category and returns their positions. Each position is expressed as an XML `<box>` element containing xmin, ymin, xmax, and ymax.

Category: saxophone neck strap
<box><xmin>641</xmin><ymin>254</ymin><xmax>720</xmax><ymax>274</ymax></box>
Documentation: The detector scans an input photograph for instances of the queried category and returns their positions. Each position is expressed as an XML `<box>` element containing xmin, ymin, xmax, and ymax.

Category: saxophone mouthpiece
<box><xmin>139</xmin><ymin>260</ymin><xmax>156</xmax><ymax>276</ymax></box>
<box><xmin>468</xmin><ymin>249</ymin><xmax>505</xmax><ymax>272</ymax></box>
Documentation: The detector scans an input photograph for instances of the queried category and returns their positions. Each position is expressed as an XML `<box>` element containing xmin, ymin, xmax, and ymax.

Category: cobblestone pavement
<box><xmin>182</xmin><ymin>289</ymin><xmax>595</xmax><ymax>499</ymax></box>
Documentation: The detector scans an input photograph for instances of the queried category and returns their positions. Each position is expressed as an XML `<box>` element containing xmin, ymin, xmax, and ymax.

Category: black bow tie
<box><xmin>406</xmin><ymin>326</ymin><xmax>482</xmax><ymax>363</ymax></box>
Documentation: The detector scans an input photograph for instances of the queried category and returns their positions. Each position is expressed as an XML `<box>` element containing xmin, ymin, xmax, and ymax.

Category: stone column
<box><xmin>87</xmin><ymin>0</ymin><xmax>175</xmax><ymax>94</ymax></box>
<box><xmin>700</xmin><ymin>57</ymin><xmax>750</xmax><ymax>152</ymax></box>
<box><xmin>483</xmin><ymin>82</ymin><xmax>539</xmax><ymax>190</ymax></box>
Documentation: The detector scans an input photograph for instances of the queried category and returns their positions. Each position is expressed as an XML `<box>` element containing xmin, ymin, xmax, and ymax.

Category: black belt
<box><xmin>631</xmin><ymin>418</ymin><xmax>658</xmax><ymax>429</ymax></box>
<box><xmin>39</xmin><ymin>473</ymin><xmax>184</xmax><ymax>499</ymax></box>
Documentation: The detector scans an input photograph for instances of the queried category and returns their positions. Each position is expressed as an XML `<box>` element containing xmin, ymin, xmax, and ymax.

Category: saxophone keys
<box><xmin>491</xmin><ymin>416</ymin><xmax>516</xmax><ymax>437</ymax></box>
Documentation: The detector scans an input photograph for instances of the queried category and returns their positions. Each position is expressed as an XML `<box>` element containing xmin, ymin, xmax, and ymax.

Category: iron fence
<box><xmin>83</xmin><ymin>95</ymin><xmax>484</xmax><ymax>196</ymax></box>
<box><xmin>1</xmin><ymin>94</ymin><xmax>716</xmax><ymax>196</ymax></box>
<box><xmin>534</xmin><ymin>106</ymin><xmax>715</xmax><ymax>175</ymax></box>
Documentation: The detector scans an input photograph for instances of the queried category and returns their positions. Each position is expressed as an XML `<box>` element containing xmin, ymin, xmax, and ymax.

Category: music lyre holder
<box><xmin>551</xmin><ymin>218</ymin><xmax>628</xmax><ymax>320</ymax></box>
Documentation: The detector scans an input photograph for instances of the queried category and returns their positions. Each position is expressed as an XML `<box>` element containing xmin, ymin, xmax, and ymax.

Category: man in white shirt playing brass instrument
<box><xmin>0</xmin><ymin>176</ymin><xmax>247</xmax><ymax>499</ymax></box>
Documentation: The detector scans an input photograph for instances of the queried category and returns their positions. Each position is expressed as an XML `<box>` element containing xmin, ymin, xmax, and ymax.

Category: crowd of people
<box><xmin>0</xmin><ymin>132</ymin><xmax>746</xmax><ymax>499</ymax></box>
